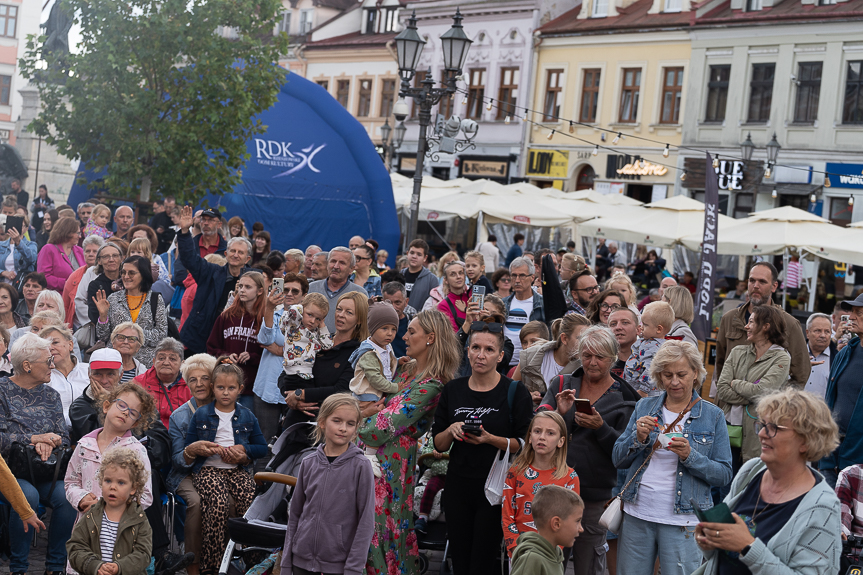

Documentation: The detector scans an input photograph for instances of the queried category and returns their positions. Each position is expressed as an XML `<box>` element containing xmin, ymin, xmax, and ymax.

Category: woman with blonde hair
<box><xmin>662</xmin><ymin>285</ymin><xmax>697</xmax><ymax>345</ymax></box>
<box><xmin>110</xmin><ymin>322</ymin><xmax>147</xmax><ymax>382</ymax></box>
<box><xmin>128</xmin><ymin>236</ymin><xmax>170</xmax><ymax>284</ymax></box>
<box><xmin>375</xmin><ymin>249</ymin><xmax>390</xmax><ymax>272</ymax></box>
<box><xmin>360</xmin><ymin>309</ymin><xmax>463</xmax><ymax>575</ymax></box>
<box><xmin>423</xmin><ymin>251</ymin><xmax>462</xmax><ymax>311</ymax></box>
<box><xmin>606</xmin><ymin>272</ymin><xmax>640</xmax><ymax>318</ymax></box>
<box><xmin>693</xmin><ymin>388</ymin><xmax>841</xmax><ymax>575</ymax></box>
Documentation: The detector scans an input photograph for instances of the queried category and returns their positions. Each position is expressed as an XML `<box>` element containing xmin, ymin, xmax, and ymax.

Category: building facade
<box><xmin>525</xmin><ymin>0</ymin><xmax>691</xmax><ymax>200</ymax></box>
<box><xmin>677</xmin><ymin>0</ymin><xmax>863</xmax><ymax>225</ymax></box>
<box><xmin>274</xmin><ymin>0</ymin><xmax>356</xmax><ymax>76</ymax></box>
<box><xmin>2</xmin><ymin>1</ymin><xmax>38</xmax><ymax>146</ymax></box>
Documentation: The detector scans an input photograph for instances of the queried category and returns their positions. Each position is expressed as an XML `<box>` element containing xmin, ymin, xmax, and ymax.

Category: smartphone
<box><xmin>0</xmin><ymin>215</ymin><xmax>23</xmax><ymax>235</ymax></box>
<box><xmin>462</xmin><ymin>415</ymin><xmax>482</xmax><ymax>436</ymax></box>
<box><xmin>690</xmin><ymin>498</ymin><xmax>735</xmax><ymax>524</ymax></box>
<box><xmin>272</xmin><ymin>277</ymin><xmax>284</xmax><ymax>295</ymax></box>
<box><xmin>470</xmin><ymin>285</ymin><xmax>485</xmax><ymax>309</ymax></box>
<box><xmin>842</xmin><ymin>315</ymin><xmax>850</xmax><ymax>324</ymax></box>
<box><xmin>574</xmin><ymin>398</ymin><xmax>593</xmax><ymax>415</ymax></box>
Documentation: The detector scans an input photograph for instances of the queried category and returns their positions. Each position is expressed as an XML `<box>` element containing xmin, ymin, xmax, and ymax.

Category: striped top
<box><xmin>100</xmin><ymin>511</ymin><xmax>119</xmax><ymax>563</ymax></box>
<box><xmin>120</xmin><ymin>368</ymin><xmax>137</xmax><ymax>383</ymax></box>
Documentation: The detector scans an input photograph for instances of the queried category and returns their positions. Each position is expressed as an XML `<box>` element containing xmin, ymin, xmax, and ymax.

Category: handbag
<box><xmin>599</xmin><ymin>397</ymin><xmax>701</xmax><ymax>534</ymax></box>
<box><xmin>6</xmin><ymin>441</ymin><xmax>72</xmax><ymax>496</ymax></box>
<box><xmin>726</xmin><ymin>424</ymin><xmax>742</xmax><ymax>448</ymax></box>
<box><xmin>483</xmin><ymin>380</ymin><xmax>522</xmax><ymax>506</ymax></box>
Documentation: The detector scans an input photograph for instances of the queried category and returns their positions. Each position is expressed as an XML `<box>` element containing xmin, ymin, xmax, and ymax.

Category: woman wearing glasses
<box><xmin>693</xmin><ymin>388</ymin><xmax>841</xmax><ymax>575</ymax></box>
<box><xmin>432</xmin><ymin>314</ymin><xmax>534</xmax><ymax>574</ymax></box>
<box><xmin>82</xmin><ymin>242</ymin><xmax>125</xmax><ymax>326</ymax></box>
<box><xmin>715</xmin><ymin>305</ymin><xmax>791</xmax><ymax>467</ymax></box>
<box><xmin>587</xmin><ymin>289</ymin><xmax>626</xmax><ymax>325</ymax></box>
<box><xmin>612</xmin><ymin>340</ymin><xmax>732</xmax><ymax>575</ymax></box>
<box><xmin>491</xmin><ymin>268</ymin><xmax>512</xmax><ymax>298</ymax></box>
<box><xmin>41</xmin><ymin>325</ymin><xmax>90</xmax><ymax>427</ymax></box>
<box><xmin>0</xmin><ymin>333</ymin><xmax>76</xmax><ymax>575</ymax></box>
<box><xmin>350</xmin><ymin>244</ymin><xmax>381</xmax><ymax>297</ymax></box>
<box><xmin>110</xmin><ymin>322</ymin><xmax>147</xmax><ymax>383</ymax></box>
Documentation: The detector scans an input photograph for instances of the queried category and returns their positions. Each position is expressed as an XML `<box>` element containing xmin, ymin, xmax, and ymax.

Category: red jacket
<box><xmin>206</xmin><ymin>310</ymin><xmax>262</xmax><ymax>395</ymax></box>
<box><xmin>134</xmin><ymin>367</ymin><xmax>190</xmax><ymax>429</ymax></box>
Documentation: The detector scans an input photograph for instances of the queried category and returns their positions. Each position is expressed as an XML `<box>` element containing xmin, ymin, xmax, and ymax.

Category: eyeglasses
<box><xmin>574</xmin><ymin>285</ymin><xmax>601</xmax><ymax>293</ymax></box>
<box><xmin>511</xmin><ymin>273</ymin><xmax>533</xmax><ymax>280</ymax></box>
<box><xmin>499</xmin><ymin>277</ymin><xmax>511</xmax><ymax>283</ymax></box>
<box><xmin>284</xmin><ymin>288</ymin><xmax>302</xmax><ymax>296</ymax></box>
<box><xmin>114</xmin><ymin>335</ymin><xmax>140</xmax><ymax>343</ymax></box>
<box><xmin>100</xmin><ymin>254</ymin><xmax>121</xmax><ymax>261</ymax></box>
<box><xmin>600</xmin><ymin>303</ymin><xmax>621</xmax><ymax>312</ymax></box>
<box><xmin>470</xmin><ymin>321</ymin><xmax>504</xmax><ymax>333</ymax></box>
<box><xmin>113</xmin><ymin>399</ymin><xmax>141</xmax><ymax>421</ymax></box>
<box><xmin>755</xmin><ymin>420</ymin><xmax>789</xmax><ymax>438</ymax></box>
<box><xmin>33</xmin><ymin>355</ymin><xmax>55</xmax><ymax>368</ymax></box>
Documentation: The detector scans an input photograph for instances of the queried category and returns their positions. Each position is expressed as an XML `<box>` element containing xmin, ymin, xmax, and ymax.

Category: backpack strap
<box><xmin>507</xmin><ymin>379</ymin><xmax>518</xmax><ymax>429</ymax></box>
<box><xmin>445</xmin><ymin>297</ymin><xmax>465</xmax><ymax>328</ymax></box>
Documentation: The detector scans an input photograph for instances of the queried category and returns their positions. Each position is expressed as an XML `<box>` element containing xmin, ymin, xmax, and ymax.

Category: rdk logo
<box><xmin>253</xmin><ymin>139</ymin><xmax>326</xmax><ymax>177</ymax></box>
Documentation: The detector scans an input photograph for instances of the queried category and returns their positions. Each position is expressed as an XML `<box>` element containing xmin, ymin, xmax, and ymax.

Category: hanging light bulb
<box><xmin>522</xmin><ymin>112</ymin><xmax>529</xmax><ymax>122</ymax></box>
<box><xmin>771</xmin><ymin>189</ymin><xmax>777</xmax><ymax>199</ymax></box>
<box><xmin>680</xmin><ymin>171</ymin><xmax>687</xmax><ymax>182</ymax></box>
<box><xmin>712</xmin><ymin>156</ymin><xmax>719</xmax><ymax>169</ymax></box>
<box><xmin>663</xmin><ymin>144</ymin><xmax>670</xmax><ymax>158</ymax></box>
<box><xmin>764</xmin><ymin>166</ymin><xmax>772</xmax><ymax>179</ymax></box>
<box><xmin>569</xmin><ymin>121</ymin><xmax>575</xmax><ymax>134</ymax></box>
<box><xmin>639</xmin><ymin>158</ymin><xmax>646</xmax><ymax>169</ymax></box>
<box><xmin>547</xmin><ymin>130</ymin><xmax>554</xmax><ymax>140</ymax></box>
<box><xmin>504</xmin><ymin>115</ymin><xmax>511</xmax><ymax>124</ymax></box>
<box><xmin>462</xmin><ymin>94</ymin><xmax>468</xmax><ymax>105</ymax></box>
<box><xmin>486</xmin><ymin>100</ymin><xmax>493</xmax><ymax>112</ymax></box>
<box><xmin>592</xmin><ymin>145</ymin><xmax>599</xmax><ymax>156</ymax></box>
<box><xmin>849</xmin><ymin>195</ymin><xmax>855</xmax><ymax>207</ymax></box>
<box><xmin>810</xmin><ymin>192</ymin><xmax>817</xmax><ymax>203</ymax></box>
<box><xmin>612</xmin><ymin>132</ymin><xmax>621</xmax><ymax>145</ymax></box>
<box><xmin>824</xmin><ymin>175</ymin><xmax>832</xmax><ymax>188</ymax></box>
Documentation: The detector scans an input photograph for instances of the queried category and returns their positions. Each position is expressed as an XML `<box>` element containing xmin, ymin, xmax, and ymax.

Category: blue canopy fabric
<box><xmin>69</xmin><ymin>70</ymin><xmax>399</xmax><ymax>262</ymax></box>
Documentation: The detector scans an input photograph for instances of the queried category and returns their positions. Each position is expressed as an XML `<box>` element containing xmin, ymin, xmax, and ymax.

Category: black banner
<box><xmin>692</xmin><ymin>152</ymin><xmax>718</xmax><ymax>342</ymax></box>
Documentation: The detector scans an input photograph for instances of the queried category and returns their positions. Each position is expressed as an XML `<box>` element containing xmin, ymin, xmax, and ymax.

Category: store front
<box><xmin>681</xmin><ymin>156</ymin><xmax>763</xmax><ymax>218</ymax></box>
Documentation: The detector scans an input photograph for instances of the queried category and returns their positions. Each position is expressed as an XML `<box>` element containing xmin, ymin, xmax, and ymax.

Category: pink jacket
<box><xmin>64</xmin><ymin>429</ymin><xmax>153</xmax><ymax>517</ymax></box>
<box><xmin>37</xmin><ymin>242</ymin><xmax>86</xmax><ymax>292</ymax></box>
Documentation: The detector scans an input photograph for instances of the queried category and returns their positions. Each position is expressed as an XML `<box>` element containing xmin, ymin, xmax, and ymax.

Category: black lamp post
<box><xmin>740</xmin><ymin>131</ymin><xmax>781</xmax><ymax>180</ymax></box>
<box><xmin>379</xmin><ymin>118</ymin><xmax>406</xmax><ymax>172</ymax></box>
<box><xmin>394</xmin><ymin>9</ymin><xmax>473</xmax><ymax>242</ymax></box>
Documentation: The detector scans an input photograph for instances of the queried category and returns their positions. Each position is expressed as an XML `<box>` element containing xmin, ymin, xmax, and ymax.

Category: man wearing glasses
<box><xmin>503</xmin><ymin>257</ymin><xmax>545</xmax><ymax>367</ymax></box>
<box><xmin>567</xmin><ymin>270</ymin><xmax>599</xmax><ymax>317</ymax></box>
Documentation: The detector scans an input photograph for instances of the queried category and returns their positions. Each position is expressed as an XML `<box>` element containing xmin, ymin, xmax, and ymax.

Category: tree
<box><xmin>20</xmin><ymin>0</ymin><xmax>290</xmax><ymax>205</ymax></box>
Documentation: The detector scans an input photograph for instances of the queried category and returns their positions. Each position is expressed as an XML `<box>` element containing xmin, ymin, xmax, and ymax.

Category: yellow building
<box><xmin>524</xmin><ymin>0</ymin><xmax>691</xmax><ymax>202</ymax></box>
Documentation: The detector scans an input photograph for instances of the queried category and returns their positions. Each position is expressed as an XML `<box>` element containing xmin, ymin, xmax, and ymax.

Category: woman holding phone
<box><xmin>612</xmin><ymin>340</ymin><xmax>732</xmax><ymax>575</ymax></box>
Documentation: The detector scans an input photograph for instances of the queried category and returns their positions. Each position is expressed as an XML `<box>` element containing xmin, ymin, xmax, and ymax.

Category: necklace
<box><xmin>753</xmin><ymin>473</ymin><xmax>792</xmax><ymax>521</ymax></box>
<box><xmin>127</xmin><ymin>293</ymin><xmax>146</xmax><ymax>312</ymax></box>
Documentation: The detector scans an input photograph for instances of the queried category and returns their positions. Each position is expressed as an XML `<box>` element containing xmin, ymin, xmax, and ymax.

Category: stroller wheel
<box><xmin>419</xmin><ymin>552</ymin><xmax>429</xmax><ymax>574</ymax></box>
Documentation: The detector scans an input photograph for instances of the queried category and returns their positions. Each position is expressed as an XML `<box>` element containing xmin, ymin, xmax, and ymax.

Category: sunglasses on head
<box><xmin>470</xmin><ymin>321</ymin><xmax>504</xmax><ymax>333</ymax></box>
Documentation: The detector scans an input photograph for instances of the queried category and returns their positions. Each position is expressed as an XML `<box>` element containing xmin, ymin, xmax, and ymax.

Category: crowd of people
<box><xmin>0</xmin><ymin>193</ymin><xmax>860</xmax><ymax>575</ymax></box>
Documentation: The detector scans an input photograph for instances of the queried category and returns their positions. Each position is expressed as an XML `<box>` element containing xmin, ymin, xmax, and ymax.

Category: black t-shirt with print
<box><xmin>432</xmin><ymin>375</ymin><xmax>533</xmax><ymax>481</ymax></box>
<box><xmin>404</xmin><ymin>270</ymin><xmax>420</xmax><ymax>297</ymax></box>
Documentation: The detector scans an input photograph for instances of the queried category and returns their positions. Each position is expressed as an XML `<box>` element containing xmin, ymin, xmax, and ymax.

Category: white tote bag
<box><xmin>483</xmin><ymin>440</ymin><xmax>512</xmax><ymax>506</ymax></box>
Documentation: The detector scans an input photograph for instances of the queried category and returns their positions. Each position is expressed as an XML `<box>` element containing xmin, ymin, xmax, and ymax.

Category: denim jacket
<box><xmin>166</xmin><ymin>398</ymin><xmax>200</xmax><ymax>492</ymax></box>
<box><xmin>0</xmin><ymin>237</ymin><xmax>37</xmax><ymax>277</ymax></box>
<box><xmin>183</xmin><ymin>401</ymin><xmax>268</xmax><ymax>475</ymax></box>
<box><xmin>612</xmin><ymin>391</ymin><xmax>733</xmax><ymax>514</ymax></box>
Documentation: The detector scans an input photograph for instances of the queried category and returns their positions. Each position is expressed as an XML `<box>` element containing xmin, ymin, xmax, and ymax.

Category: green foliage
<box><xmin>20</xmin><ymin>0</ymin><xmax>289</xmax><ymax>204</ymax></box>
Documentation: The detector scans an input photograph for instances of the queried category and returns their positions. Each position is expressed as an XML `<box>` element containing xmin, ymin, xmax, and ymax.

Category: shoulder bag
<box><xmin>483</xmin><ymin>380</ymin><xmax>522</xmax><ymax>505</ymax></box>
<box><xmin>599</xmin><ymin>397</ymin><xmax>700</xmax><ymax>534</ymax></box>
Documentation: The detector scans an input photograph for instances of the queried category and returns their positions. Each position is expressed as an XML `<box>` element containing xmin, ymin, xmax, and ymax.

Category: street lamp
<box><xmin>739</xmin><ymin>131</ymin><xmax>781</xmax><ymax>180</ymax></box>
<box><xmin>395</xmin><ymin>9</ymin><xmax>473</xmax><ymax>242</ymax></box>
<box><xmin>379</xmin><ymin>118</ymin><xmax>406</xmax><ymax>172</ymax></box>
<box><xmin>739</xmin><ymin>133</ymin><xmax>755</xmax><ymax>162</ymax></box>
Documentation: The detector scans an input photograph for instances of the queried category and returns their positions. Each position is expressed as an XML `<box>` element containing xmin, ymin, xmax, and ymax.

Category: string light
<box><xmin>771</xmin><ymin>189</ymin><xmax>777</xmax><ymax>199</ymax></box>
<box><xmin>612</xmin><ymin>132</ymin><xmax>621</xmax><ymax>145</ymax></box>
<box><xmin>849</xmin><ymin>195</ymin><xmax>855</xmax><ymax>206</ymax></box>
<box><xmin>712</xmin><ymin>156</ymin><xmax>719</xmax><ymax>169</ymax></box>
<box><xmin>824</xmin><ymin>176</ymin><xmax>831</xmax><ymax>188</ymax></box>
<box><xmin>486</xmin><ymin>100</ymin><xmax>493</xmax><ymax>111</ymax></box>
<box><xmin>462</xmin><ymin>94</ymin><xmax>468</xmax><ymax>105</ymax></box>
<box><xmin>663</xmin><ymin>144</ymin><xmax>669</xmax><ymax>158</ymax></box>
<box><xmin>547</xmin><ymin>130</ymin><xmax>554</xmax><ymax>140</ymax></box>
<box><xmin>639</xmin><ymin>158</ymin><xmax>646</xmax><ymax>169</ymax></box>
<box><xmin>592</xmin><ymin>146</ymin><xmax>599</xmax><ymax>156</ymax></box>
<box><xmin>504</xmin><ymin>115</ymin><xmax>511</xmax><ymax>124</ymax></box>
<box><xmin>764</xmin><ymin>166</ymin><xmax>772</xmax><ymax>179</ymax></box>
<box><xmin>810</xmin><ymin>192</ymin><xmax>817</xmax><ymax>203</ymax></box>
<box><xmin>569</xmin><ymin>121</ymin><xmax>575</xmax><ymax>134</ymax></box>
<box><xmin>680</xmin><ymin>172</ymin><xmax>687</xmax><ymax>182</ymax></box>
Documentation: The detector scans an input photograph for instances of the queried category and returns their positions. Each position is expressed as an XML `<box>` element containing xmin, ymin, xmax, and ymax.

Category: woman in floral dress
<box><xmin>359</xmin><ymin>310</ymin><xmax>462</xmax><ymax>575</ymax></box>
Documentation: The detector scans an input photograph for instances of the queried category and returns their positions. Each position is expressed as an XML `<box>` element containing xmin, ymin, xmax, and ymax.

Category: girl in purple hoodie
<box><xmin>281</xmin><ymin>394</ymin><xmax>375</xmax><ymax>575</ymax></box>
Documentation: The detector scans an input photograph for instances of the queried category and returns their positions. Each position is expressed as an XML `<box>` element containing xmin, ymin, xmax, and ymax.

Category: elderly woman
<box><xmin>586</xmin><ymin>289</ymin><xmax>625</xmax><ymax>326</ymax></box>
<box><xmin>540</xmin><ymin>325</ymin><xmax>639</xmax><ymax>575</ymax></box>
<box><xmin>132</xmin><ymin>337</ymin><xmax>189</xmax><ymax>429</ymax></box>
<box><xmin>94</xmin><ymin>255</ymin><xmax>169</xmax><ymax>367</ymax></box>
<box><xmin>36</xmin><ymin>215</ymin><xmax>84</xmax><ymax>291</ymax></box>
<box><xmin>514</xmin><ymin>313</ymin><xmax>591</xmax><ymax>405</ymax></box>
<box><xmin>167</xmin><ymin>353</ymin><xmax>219</xmax><ymax>575</ymax></box>
<box><xmin>716</xmin><ymin>305</ymin><xmax>791</xmax><ymax>465</ymax></box>
<box><xmin>662</xmin><ymin>285</ymin><xmax>698</xmax><ymax>346</ymax></box>
<box><xmin>62</xmin><ymin>235</ymin><xmax>104</xmax><ymax>329</ymax></box>
<box><xmin>81</xmin><ymin>242</ymin><xmax>125</xmax><ymax>326</ymax></box>
<box><xmin>0</xmin><ymin>282</ymin><xmax>25</xmax><ymax>331</ymax></box>
<box><xmin>42</xmin><ymin>324</ymin><xmax>90</xmax><ymax>427</ymax></box>
<box><xmin>9</xmin><ymin>310</ymin><xmax>81</xmax><ymax>359</ymax></box>
<box><xmin>612</xmin><ymin>340</ymin><xmax>732</xmax><ymax>575</ymax></box>
<box><xmin>693</xmin><ymin>389</ymin><xmax>841</xmax><ymax>575</ymax></box>
<box><xmin>0</xmin><ymin>333</ymin><xmax>76</xmax><ymax>575</ymax></box>
<box><xmin>432</xmin><ymin>313</ymin><xmax>530</xmax><ymax>575</ymax></box>
<box><xmin>110</xmin><ymin>322</ymin><xmax>147</xmax><ymax>382</ymax></box>
<box><xmin>255</xmin><ymin>272</ymin><xmax>308</xmax><ymax>445</ymax></box>
<box><xmin>361</xmin><ymin>310</ymin><xmax>463</xmax><ymax>575</ymax></box>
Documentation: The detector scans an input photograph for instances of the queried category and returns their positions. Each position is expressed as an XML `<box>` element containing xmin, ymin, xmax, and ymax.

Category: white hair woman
<box><xmin>662</xmin><ymin>286</ymin><xmax>697</xmax><ymax>346</ymax></box>
<box><xmin>613</xmin><ymin>340</ymin><xmax>732</xmax><ymax>575</ymax></box>
<box><xmin>110</xmin><ymin>321</ymin><xmax>147</xmax><ymax>382</ymax></box>
<box><xmin>41</xmin><ymin>324</ymin><xmax>89</xmax><ymax>427</ymax></box>
<box><xmin>693</xmin><ymin>388</ymin><xmax>841</xmax><ymax>575</ymax></box>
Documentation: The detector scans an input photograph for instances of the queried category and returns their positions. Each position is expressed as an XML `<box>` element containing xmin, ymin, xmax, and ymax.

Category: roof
<box><xmin>305</xmin><ymin>31</ymin><xmax>399</xmax><ymax>49</ymax></box>
<box><xmin>695</xmin><ymin>0</ymin><xmax>863</xmax><ymax>25</ymax></box>
<box><xmin>539</xmin><ymin>0</ymin><xmax>690</xmax><ymax>35</ymax></box>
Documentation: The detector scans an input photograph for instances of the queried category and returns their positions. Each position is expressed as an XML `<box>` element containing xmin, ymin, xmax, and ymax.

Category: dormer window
<box><xmin>364</xmin><ymin>9</ymin><xmax>376</xmax><ymax>34</ymax></box>
<box><xmin>592</xmin><ymin>0</ymin><xmax>608</xmax><ymax>17</ymax></box>
<box><xmin>363</xmin><ymin>7</ymin><xmax>398</xmax><ymax>34</ymax></box>
<box><xmin>664</xmin><ymin>0</ymin><xmax>682</xmax><ymax>12</ymax></box>
<box><xmin>299</xmin><ymin>9</ymin><xmax>313</xmax><ymax>34</ymax></box>
<box><xmin>746</xmin><ymin>0</ymin><xmax>762</xmax><ymax>11</ymax></box>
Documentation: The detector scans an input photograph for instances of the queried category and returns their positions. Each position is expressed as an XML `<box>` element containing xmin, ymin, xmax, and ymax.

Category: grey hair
<box><xmin>78</xmin><ymin>202</ymin><xmax>95</xmax><ymax>210</ymax></box>
<box><xmin>10</xmin><ymin>333</ymin><xmax>52</xmax><ymax>374</ymax></box>
<box><xmin>607</xmin><ymin>241</ymin><xmax>618</xmax><ymax>249</ymax></box>
<box><xmin>649</xmin><ymin>340</ymin><xmax>707</xmax><ymax>391</ymax></box>
<box><xmin>577</xmin><ymin>325</ymin><xmax>619</xmax><ymax>361</ymax></box>
<box><xmin>305</xmin><ymin>245</ymin><xmax>322</xmax><ymax>256</ymax></box>
<box><xmin>509</xmin><ymin>256</ymin><xmax>535</xmax><ymax>275</ymax></box>
<box><xmin>82</xmin><ymin>235</ymin><xmax>106</xmax><ymax>249</ymax></box>
<box><xmin>382</xmin><ymin>281</ymin><xmax>406</xmax><ymax>297</ymax></box>
<box><xmin>285</xmin><ymin>249</ymin><xmax>305</xmax><ymax>272</ymax></box>
<box><xmin>227</xmin><ymin>236</ymin><xmax>252</xmax><ymax>256</ymax></box>
<box><xmin>111</xmin><ymin>322</ymin><xmax>145</xmax><ymax>347</ymax></box>
<box><xmin>313</xmin><ymin>251</ymin><xmax>329</xmax><ymax>261</ymax></box>
<box><xmin>181</xmin><ymin>353</ymin><xmax>218</xmax><ymax>382</ymax></box>
<box><xmin>29</xmin><ymin>311</ymin><xmax>63</xmax><ymax>327</ymax></box>
<box><xmin>154</xmin><ymin>337</ymin><xmax>184</xmax><ymax>358</ymax></box>
<box><xmin>35</xmin><ymin>290</ymin><xmax>65</xmax><ymax>323</ymax></box>
<box><xmin>806</xmin><ymin>312</ymin><xmax>832</xmax><ymax>331</ymax></box>
<box><xmin>328</xmin><ymin>246</ymin><xmax>356</xmax><ymax>267</ymax></box>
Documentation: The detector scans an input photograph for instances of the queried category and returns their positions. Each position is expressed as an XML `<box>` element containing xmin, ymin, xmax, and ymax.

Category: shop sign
<box><xmin>513</xmin><ymin>215</ymin><xmax>531</xmax><ymax>223</ymax></box>
<box><xmin>826</xmin><ymin>163</ymin><xmax>863</xmax><ymax>189</ymax></box>
<box><xmin>461</xmin><ymin>159</ymin><xmax>509</xmax><ymax>178</ymax></box>
<box><xmin>616</xmin><ymin>161</ymin><xmax>669</xmax><ymax>177</ymax></box>
<box><xmin>527</xmin><ymin>149</ymin><xmax>569</xmax><ymax>178</ymax></box>
<box><xmin>681</xmin><ymin>157</ymin><xmax>759</xmax><ymax>191</ymax></box>
<box><xmin>427</xmin><ymin>212</ymin><xmax>440</xmax><ymax>220</ymax></box>
<box><xmin>715</xmin><ymin>160</ymin><xmax>744</xmax><ymax>191</ymax></box>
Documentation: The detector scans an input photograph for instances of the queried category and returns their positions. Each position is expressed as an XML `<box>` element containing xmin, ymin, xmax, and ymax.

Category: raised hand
<box><xmin>92</xmin><ymin>289</ymin><xmax>110</xmax><ymax>320</ymax></box>
<box><xmin>179</xmin><ymin>205</ymin><xmax>194</xmax><ymax>232</ymax></box>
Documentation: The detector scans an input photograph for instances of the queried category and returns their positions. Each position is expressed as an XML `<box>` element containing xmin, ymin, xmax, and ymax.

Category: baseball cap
<box><xmin>840</xmin><ymin>293</ymin><xmax>863</xmax><ymax>312</ymax></box>
<box><xmin>89</xmin><ymin>348</ymin><xmax>123</xmax><ymax>370</ymax></box>
<box><xmin>200</xmin><ymin>209</ymin><xmax>222</xmax><ymax>220</ymax></box>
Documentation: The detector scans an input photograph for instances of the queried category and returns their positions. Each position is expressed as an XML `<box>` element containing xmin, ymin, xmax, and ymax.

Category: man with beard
<box><xmin>567</xmin><ymin>270</ymin><xmax>600</xmax><ymax>317</ymax></box>
<box><xmin>714</xmin><ymin>262</ymin><xmax>810</xmax><ymax>387</ymax></box>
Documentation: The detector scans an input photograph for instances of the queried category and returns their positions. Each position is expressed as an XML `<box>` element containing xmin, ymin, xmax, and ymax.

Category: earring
<box><xmin>26</xmin><ymin>369</ymin><xmax>31</xmax><ymax>374</ymax></box>
<box><xmin>426</xmin><ymin>342</ymin><xmax>430</xmax><ymax>346</ymax></box>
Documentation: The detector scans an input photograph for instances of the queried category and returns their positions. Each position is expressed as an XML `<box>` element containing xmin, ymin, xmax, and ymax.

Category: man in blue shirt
<box><xmin>504</xmin><ymin>233</ymin><xmax>525</xmax><ymax>268</ymax></box>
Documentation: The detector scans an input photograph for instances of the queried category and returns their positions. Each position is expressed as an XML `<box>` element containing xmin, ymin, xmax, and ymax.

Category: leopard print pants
<box><xmin>193</xmin><ymin>466</ymin><xmax>255</xmax><ymax>572</ymax></box>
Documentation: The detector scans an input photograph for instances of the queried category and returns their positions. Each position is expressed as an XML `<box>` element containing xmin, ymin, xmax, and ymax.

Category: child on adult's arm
<box><xmin>510</xmin><ymin>485</ymin><xmax>584</xmax><ymax>575</ymax></box>
<box><xmin>624</xmin><ymin>301</ymin><xmax>674</xmax><ymax>397</ymax></box>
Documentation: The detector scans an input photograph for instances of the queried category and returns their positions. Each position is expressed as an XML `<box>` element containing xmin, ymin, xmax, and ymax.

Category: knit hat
<box><xmin>368</xmin><ymin>302</ymin><xmax>400</xmax><ymax>336</ymax></box>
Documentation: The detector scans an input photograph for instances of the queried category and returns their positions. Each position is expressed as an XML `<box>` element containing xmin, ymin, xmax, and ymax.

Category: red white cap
<box><xmin>89</xmin><ymin>348</ymin><xmax>123</xmax><ymax>370</ymax></box>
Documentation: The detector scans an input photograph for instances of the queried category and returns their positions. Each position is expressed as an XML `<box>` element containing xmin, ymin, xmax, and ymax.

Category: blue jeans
<box><xmin>616</xmin><ymin>512</ymin><xmax>700</xmax><ymax>575</ymax></box>
<box><xmin>0</xmin><ymin>478</ymin><xmax>77</xmax><ymax>572</ymax></box>
<box><xmin>236</xmin><ymin>394</ymin><xmax>255</xmax><ymax>412</ymax></box>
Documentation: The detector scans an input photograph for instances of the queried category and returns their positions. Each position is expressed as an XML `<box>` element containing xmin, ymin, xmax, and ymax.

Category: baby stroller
<box><xmin>218</xmin><ymin>423</ymin><xmax>316</xmax><ymax>575</ymax></box>
<box><xmin>415</xmin><ymin>451</ymin><xmax>452</xmax><ymax>575</ymax></box>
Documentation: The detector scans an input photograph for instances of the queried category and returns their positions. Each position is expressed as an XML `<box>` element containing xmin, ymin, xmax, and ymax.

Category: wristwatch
<box><xmin>740</xmin><ymin>544</ymin><xmax>752</xmax><ymax>557</ymax></box>
<box><xmin>294</xmin><ymin>389</ymin><xmax>303</xmax><ymax>398</ymax></box>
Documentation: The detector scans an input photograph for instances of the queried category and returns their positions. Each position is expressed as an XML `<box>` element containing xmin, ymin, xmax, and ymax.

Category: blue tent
<box><xmin>68</xmin><ymin>70</ymin><xmax>399</xmax><ymax>262</ymax></box>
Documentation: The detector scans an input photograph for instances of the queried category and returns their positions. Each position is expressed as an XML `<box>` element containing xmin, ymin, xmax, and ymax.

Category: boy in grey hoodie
<box><xmin>511</xmin><ymin>485</ymin><xmax>584</xmax><ymax>575</ymax></box>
